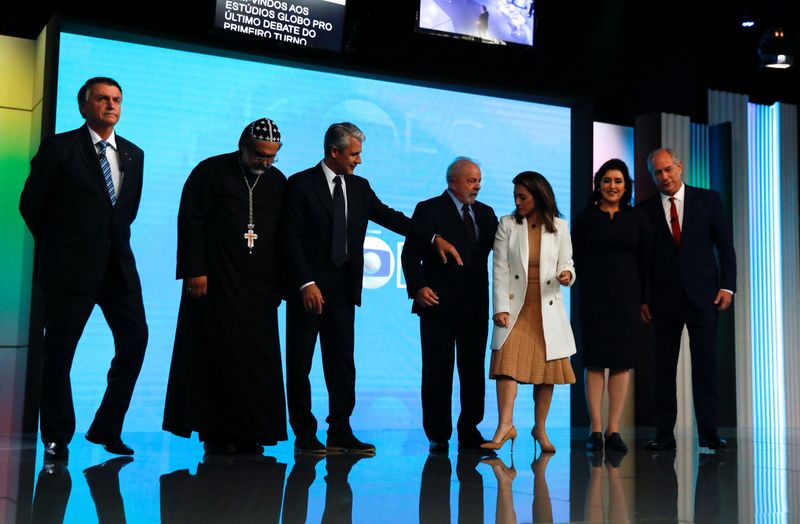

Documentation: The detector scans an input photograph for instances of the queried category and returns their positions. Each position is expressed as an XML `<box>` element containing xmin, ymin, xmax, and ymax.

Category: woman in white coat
<box><xmin>481</xmin><ymin>171</ymin><xmax>577</xmax><ymax>454</ymax></box>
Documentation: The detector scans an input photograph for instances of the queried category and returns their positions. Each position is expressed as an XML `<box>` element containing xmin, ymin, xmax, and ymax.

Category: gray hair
<box><xmin>446</xmin><ymin>156</ymin><xmax>480</xmax><ymax>183</ymax></box>
<box><xmin>646</xmin><ymin>147</ymin><xmax>682</xmax><ymax>173</ymax></box>
<box><xmin>324</xmin><ymin>122</ymin><xmax>366</xmax><ymax>157</ymax></box>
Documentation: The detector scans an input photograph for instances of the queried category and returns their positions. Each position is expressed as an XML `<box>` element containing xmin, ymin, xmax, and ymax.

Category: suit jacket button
<box><xmin>549</xmin><ymin>300</ymin><xmax>553</xmax><ymax>305</ymax></box>
<box><xmin>509</xmin><ymin>294</ymin><xmax>514</xmax><ymax>300</ymax></box>
<box><xmin>546</xmin><ymin>280</ymin><xmax>551</xmax><ymax>285</ymax></box>
<box><xmin>515</xmin><ymin>275</ymin><xmax>519</xmax><ymax>279</ymax></box>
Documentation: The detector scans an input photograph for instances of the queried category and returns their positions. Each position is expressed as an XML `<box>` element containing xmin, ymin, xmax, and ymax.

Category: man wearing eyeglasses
<box><xmin>639</xmin><ymin>147</ymin><xmax>736</xmax><ymax>451</ymax></box>
<box><xmin>163</xmin><ymin>118</ymin><xmax>288</xmax><ymax>455</ymax></box>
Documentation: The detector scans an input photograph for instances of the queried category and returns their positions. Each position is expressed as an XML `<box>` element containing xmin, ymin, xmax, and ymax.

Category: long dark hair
<box><xmin>588</xmin><ymin>158</ymin><xmax>632</xmax><ymax>209</ymax></box>
<box><xmin>512</xmin><ymin>171</ymin><xmax>562</xmax><ymax>232</ymax></box>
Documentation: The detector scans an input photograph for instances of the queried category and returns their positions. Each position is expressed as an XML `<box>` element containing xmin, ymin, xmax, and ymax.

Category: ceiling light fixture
<box><xmin>759</xmin><ymin>27</ymin><xmax>794</xmax><ymax>69</ymax></box>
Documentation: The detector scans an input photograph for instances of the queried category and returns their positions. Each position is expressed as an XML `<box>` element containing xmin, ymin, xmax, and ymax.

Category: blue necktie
<box><xmin>97</xmin><ymin>140</ymin><xmax>117</xmax><ymax>206</ymax></box>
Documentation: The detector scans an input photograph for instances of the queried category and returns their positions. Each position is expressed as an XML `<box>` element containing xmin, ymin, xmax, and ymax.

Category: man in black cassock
<box><xmin>163</xmin><ymin>118</ymin><xmax>287</xmax><ymax>454</ymax></box>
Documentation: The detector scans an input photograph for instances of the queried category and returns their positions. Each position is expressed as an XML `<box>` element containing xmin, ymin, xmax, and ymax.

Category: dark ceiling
<box><xmin>2</xmin><ymin>0</ymin><xmax>798</xmax><ymax>124</ymax></box>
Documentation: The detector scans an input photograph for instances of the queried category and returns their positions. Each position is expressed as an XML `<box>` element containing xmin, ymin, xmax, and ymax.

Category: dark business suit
<box><xmin>401</xmin><ymin>191</ymin><xmax>497</xmax><ymax>445</ymax></box>
<box><xmin>19</xmin><ymin>124</ymin><xmax>148</xmax><ymax>444</ymax></box>
<box><xmin>282</xmin><ymin>163</ymin><xmax>434</xmax><ymax>439</ymax></box>
<box><xmin>641</xmin><ymin>185</ymin><xmax>735</xmax><ymax>436</ymax></box>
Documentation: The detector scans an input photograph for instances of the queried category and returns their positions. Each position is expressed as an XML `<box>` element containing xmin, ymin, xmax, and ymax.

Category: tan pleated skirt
<box><xmin>490</xmin><ymin>224</ymin><xmax>576</xmax><ymax>385</ymax></box>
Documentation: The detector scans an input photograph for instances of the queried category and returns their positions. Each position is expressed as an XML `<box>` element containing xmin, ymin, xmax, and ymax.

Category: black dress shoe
<box><xmin>294</xmin><ymin>436</ymin><xmax>327</xmax><ymax>455</ymax></box>
<box><xmin>585</xmin><ymin>432</ymin><xmax>603</xmax><ymax>451</ymax></box>
<box><xmin>698</xmin><ymin>434</ymin><xmax>728</xmax><ymax>450</ymax></box>
<box><xmin>85</xmin><ymin>433</ymin><xmax>134</xmax><ymax>455</ymax></box>
<box><xmin>457</xmin><ymin>437</ymin><xmax>490</xmax><ymax>451</ymax></box>
<box><xmin>604</xmin><ymin>432</ymin><xmax>628</xmax><ymax>452</ymax></box>
<box><xmin>43</xmin><ymin>441</ymin><xmax>69</xmax><ymax>461</ymax></box>
<box><xmin>326</xmin><ymin>434</ymin><xmax>376</xmax><ymax>454</ymax></box>
<box><xmin>429</xmin><ymin>440</ymin><xmax>449</xmax><ymax>453</ymax></box>
<box><xmin>643</xmin><ymin>434</ymin><xmax>676</xmax><ymax>451</ymax></box>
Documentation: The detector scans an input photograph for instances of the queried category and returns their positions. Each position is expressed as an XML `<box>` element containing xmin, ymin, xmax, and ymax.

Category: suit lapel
<box><xmin>517</xmin><ymin>218</ymin><xmax>529</xmax><ymax>276</ymax></box>
<box><xmin>649</xmin><ymin>195</ymin><xmax>674</xmax><ymax>244</ymax></box>
<box><xmin>680</xmin><ymin>185</ymin><xmax>693</xmax><ymax>241</ymax></box>
<box><xmin>115</xmin><ymin>137</ymin><xmax>137</xmax><ymax>206</ymax></box>
<box><xmin>438</xmin><ymin>192</ymin><xmax>469</xmax><ymax>242</ymax></box>
<box><xmin>313</xmin><ymin>166</ymin><xmax>334</xmax><ymax>219</ymax></box>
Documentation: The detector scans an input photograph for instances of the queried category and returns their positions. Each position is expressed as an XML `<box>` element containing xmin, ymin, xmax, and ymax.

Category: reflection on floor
<box><xmin>2</xmin><ymin>428</ymin><xmax>799</xmax><ymax>522</ymax></box>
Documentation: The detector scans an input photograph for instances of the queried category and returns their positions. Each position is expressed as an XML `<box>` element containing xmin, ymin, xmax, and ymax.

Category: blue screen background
<box><xmin>55</xmin><ymin>32</ymin><xmax>572</xmax><ymax>436</ymax></box>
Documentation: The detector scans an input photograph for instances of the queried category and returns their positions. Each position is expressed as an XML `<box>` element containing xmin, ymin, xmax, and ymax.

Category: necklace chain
<box><xmin>240</xmin><ymin>163</ymin><xmax>262</xmax><ymax>229</ymax></box>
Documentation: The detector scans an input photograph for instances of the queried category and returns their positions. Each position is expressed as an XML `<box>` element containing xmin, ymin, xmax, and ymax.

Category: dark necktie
<box><xmin>462</xmin><ymin>204</ymin><xmax>477</xmax><ymax>244</ymax></box>
<box><xmin>331</xmin><ymin>175</ymin><xmax>347</xmax><ymax>266</ymax></box>
<box><xmin>669</xmin><ymin>197</ymin><xmax>681</xmax><ymax>246</ymax></box>
<box><xmin>98</xmin><ymin>140</ymin><xmax>117</xmax><ymax>206</ymax></box>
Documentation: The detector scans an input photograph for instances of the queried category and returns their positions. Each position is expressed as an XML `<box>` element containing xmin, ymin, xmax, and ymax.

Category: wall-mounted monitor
<box><xmin>213</xmin><ymin>0</ymin><xmax>348</xmax><ymax>51</ymax></box>
<box><xmin>417</xmin><ymin>0</ymin><xmax>535</xmax><ymax>46</ymax></box>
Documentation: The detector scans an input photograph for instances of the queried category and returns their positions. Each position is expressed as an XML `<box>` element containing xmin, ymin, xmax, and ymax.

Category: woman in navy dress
<box><xmin>572</xmin><ymin>159</ymin><xmax>651</xmax><ymax>452</ymax></box>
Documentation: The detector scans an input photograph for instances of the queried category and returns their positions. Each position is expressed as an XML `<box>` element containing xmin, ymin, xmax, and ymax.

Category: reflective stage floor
<box><xmin>2</xmin><ymin>428</ymin><xmax>798</xmax><ymax>523</ymax></box>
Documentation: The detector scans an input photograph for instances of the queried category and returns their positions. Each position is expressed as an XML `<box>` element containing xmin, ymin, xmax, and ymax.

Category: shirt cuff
<box><xmin>300</xmin><ymin>281</ymin><xmax>315</xmax><ymax>291</ymax></box>
<box><xmin>720</xmin><ymin>288</ymin><xmax>734</xmax><ymax>295</ymax></box>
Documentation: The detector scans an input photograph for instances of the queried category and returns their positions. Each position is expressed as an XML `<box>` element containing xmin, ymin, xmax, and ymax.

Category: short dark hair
<box><xmin>323</xmin><ymin>122</ymin><xmax>365</xmax><ymax>157</ymax></box>
<box><xmin>589</xmin><ymin>158</ymin><xmax>633</xmax><ymax>209</ymax></box>
<box><xmin>512</xmin><ymin>171</ymin><xmax>562</xmax><ymax>232</ymax></box>
<box><xmin>77</xmin><ymin>77</ymin><xmax>122</xmax><ymax>117</ymax></box>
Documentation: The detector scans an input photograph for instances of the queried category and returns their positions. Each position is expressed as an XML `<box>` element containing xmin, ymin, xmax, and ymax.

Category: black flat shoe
<box><xmin>585</xmin><ymin>432</ymin><xmax>603</xmax><ymax>451</ymax></box>
<box><xmin>43</xmin><ymin>441</ymin><xmax>69</xmax><ymax>461</ymax></box>
<box><xmin>604</xmin><ymin>432</ymin><xmax>628</xmax><ymax>452</ymax></box>
<box><xmin>85</xmin><ymin>433</ymin><xmax>134</xmax><ymax>455</ymax></box>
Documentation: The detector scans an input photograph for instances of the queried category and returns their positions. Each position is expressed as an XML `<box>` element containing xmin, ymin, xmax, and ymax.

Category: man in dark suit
<box><xmin>640</xmin><ymin>148</ymin><xmax>736</xmax><ymax>451</ymax></box>
<box><xmin>401</xmin><ymin>157</ymin><xmax>498</xmax><ymax>453</ymax></box>
<box><xmin>20</xmin><ymin>77</ymin><xmax>148</xmax><ymax>461</ymax></box>
<box><xmin>282</xmin><ymin>122</ymin><xmax>462</xmax><ymax>454</ymax></box>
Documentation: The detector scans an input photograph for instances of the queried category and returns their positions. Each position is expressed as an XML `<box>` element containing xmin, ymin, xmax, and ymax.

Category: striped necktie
<box><xmin>97</xmin><ymin>140</ymin><xmax>117</xmax><ymax>206</ymax></box>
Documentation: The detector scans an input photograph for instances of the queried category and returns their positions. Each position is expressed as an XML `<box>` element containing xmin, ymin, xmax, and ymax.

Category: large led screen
<box><xmin>54</xmin><ymin>31</ymin><xmax>571</xmax><ymax>436</ymax></box>
<box><xmin>418</xmin><ymin>0</ymin><xmax>535</xmax><ymax>46</ymax></box>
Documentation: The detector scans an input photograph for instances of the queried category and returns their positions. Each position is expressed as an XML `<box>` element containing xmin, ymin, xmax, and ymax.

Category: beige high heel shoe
<box><xmin>481</xmin><ymin>426</ymin><xmax>517</xmax><ymax>452</ymax></box>
<box><xmin>532</xmin><ymin>426</ymin><xmax>556</xmax><ymax>453</ymax></box>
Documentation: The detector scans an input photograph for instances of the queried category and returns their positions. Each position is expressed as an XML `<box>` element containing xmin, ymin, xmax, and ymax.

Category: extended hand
<box><xmin>493</xmin><ymin>312</ymin><xmax>510</xmax><ymax>327</ymax></box>
<box><xmin>415</xmin><ymin>286</ymin><xmax>440</xmax><ymax>307</ymax></box>
<box><xmin>185</xmin><ymin>276</ymin><xmax>208</xmax><ymax>299</ymax></box>
<box><xmin>434</xmin><ymin>236</ymin><xmax>463</xmax><ymax>266</ymax></box>
<box><xmin>714</xmin><ymin>290</ymin><xmax>733</xmax><ymax>310</ymax></box>
<box><xmin>557</xmin><ymin>271</ymin><xmax>571</xmax><ymax>285</ymax></box>
<box><xmin>302</xmin><ymin>284</ymin><xmax>325</xmax><ymax>314</ymax></box>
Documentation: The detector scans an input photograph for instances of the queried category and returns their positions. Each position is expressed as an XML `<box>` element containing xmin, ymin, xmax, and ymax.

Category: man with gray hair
<box><xmin>163</xmin><ymin>118</ymin><xmax>288</xmax><ymax>454</ymax></box>
<box><xmin>402</xmin><ymin>157</ymin><xmax>498</xmax><ymax>453</ymax></box>
<box><xmin>282</xmin><ymin>122</ymin><xmax>463</xmax><ymax>454</ymax></box>
<box><xmin>640</xmin><ymin>147</ymin><xmax>736</xmax><ymax>451</ymax></box>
